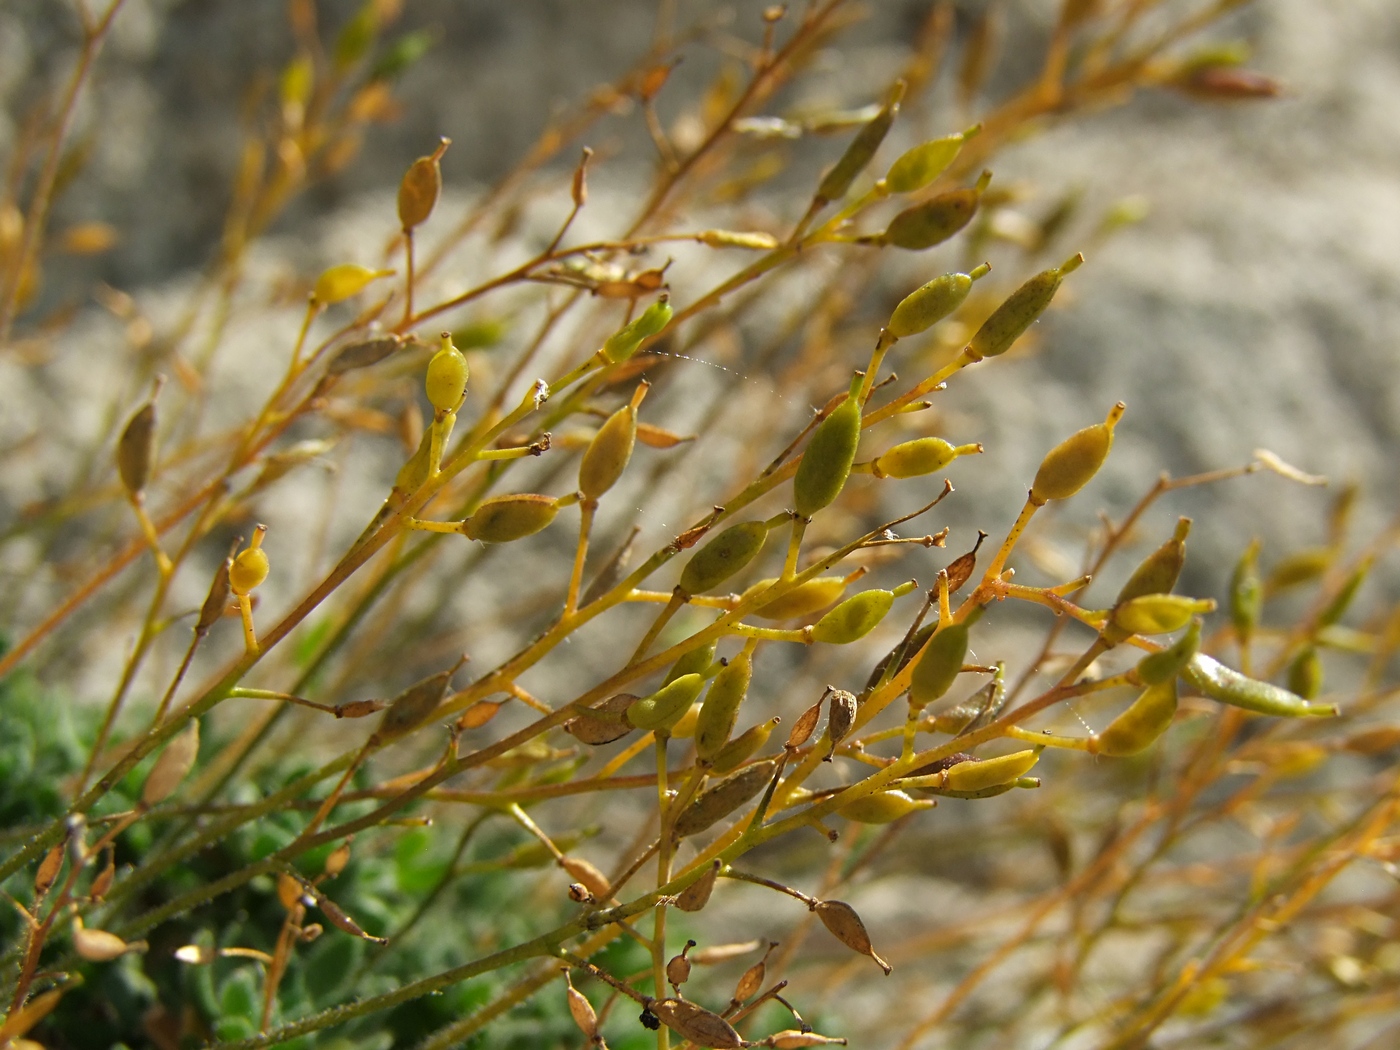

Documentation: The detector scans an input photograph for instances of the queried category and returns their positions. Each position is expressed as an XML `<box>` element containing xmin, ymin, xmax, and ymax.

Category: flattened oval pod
<box><xmin>229</xmin><ymin>546</ymin><xmax>270</xmax><ymax>596</ymax></box>
<box><xmin>909</xmin><ymin>622</ymin><xmax>970</xmax><ymax>708</ymax></box>
<box><xmin>1287</xmin><ymin>647</ymin><xmax>1323</xmax><ymax>700</ymax></box>
<box><xmin>787</xmin><ymin>698</ymin><xmax>825</xmax><ymax>750</ymax></box>
<box><xmin>627</xmin><ymin>673</ymin><xmax>706</xmax><ymax>732</ymax></box>
<box><xmin>742</xmin><ymin>575</ymin><xmax>848</xmax><ymax>621</ymax></box>
<box><xmin>195</xmin><ymin>557</ymin><xmax>232</xmax><ymax>637</ymax></box>
<box><xmin>116</xmin><ymin>399</ymin><xmax>157</xmax><ymax>496</ymax></box>
<box><xmin>943</xmin><ymin>531</ymin><xmax>987</xmax><ymax>594</ymax></box>
<box><xmin>141</xmin><ymin>719</ymin><xmax>200</xmax><ymax>806</ymax></box>
<box><xmin>814</xmin><ymin>900</ymin><xmax>891</xmax><ymax>974</ymax></box>
<box><xmin>837</xmin><ymin>789</ymin><xmax>930</xmax><ymax>823</ymax></box>
<box><xmin>327</xmin><ymin>336</ymin><xmax>400</xmax><ymax>375</ymax></box>
<box><xmin>565</xmin><ymin>693</ymin><xmax>638</xmax><ymax>745</ymax></box>
<box><xmin>1116</xmin><ymin>517</ymin><xmax>1192</xmax><ymax>606</ymax></box>
<box><xmin>696</xmin><ymin>650</ymin><xmax>753</xmax><ymax>762</ymax></box>
<box><xmin>564</xmin><ymin>973</ymin><xmax>599</xmax><ymax>1043</ymax></box>
<box><xmin>676</xmin><ymin>860</ymin><xmax>721</xmax><ymax>912</ymax></box>
<box><xmin>886</xmin><ymin>264</ymin><xmax>991</xmax><ymax>339</ymax></box>
<box><xmin>602</xmin><ymin>295</ymin><xmax>672</xmax><ymax>363</ymax></box>
<box><xmin>1230</xmin><ymin>539</ymin><xmax>1263</xmax><ymax>646</ymax></box>
<box><xmin>871</xmin><ymin>436</ymin><xmax>982</xmax><ymax>479</ymax></box>
<box><xmin>674</xmin><ymin>761</ymin><xmax>775</xmax><ymax>837</ymax></box>
<box><xmin>663</xmin><ymin>640</ymin><xmax>717</xmax><ymax>686</ymax></box>
<box><xmin>1111</xmin><ymin>594</ymin><xmax>1215</xmax><ymax>636</ymax></box>
<box><xmin>1095</xmin><ymin>679</ymin><xmax>1178</xmax><ymax>757</ymax></box>
<box><xmin>73</xmin><ymin>924</ymin><xmax>136</xmax><ymax>962</ymax></box>
<box><xmin>462</xmin><ymin>493</ymin><xmax>559</xmax><ymax>542</ymax></box>
<box><xmin>313</xmin><ymin>263</ymin><xmax>392</xmax><ymax>305</ymax></box>
<box><xmin>815</xmin><ymin>80</ymin><xmax>904</xmax><ymax>205</ymax></box>
<box><xmin>374</xmin><ymin>667</ymin><xmax>454</xmax><ymax>742</ymax></box>
<box><xmin>711</xmin><ymin>717</ymin><xmax>779</xmax><ymax>774</ymax></box>
<box><xmin>425</xmin><ymin>332</ymin><xmax>468</xmax><ymax>414</ymax></box>
<box><xmin>1029</xmin><ymin>401</ymin><xmax>1124</xmax><ymax>505</ymax></box>
<box><xmin>810</xmin><ymin>588</ymin><xmax>897</xmax><ymax>644</ymax></box>
<box><xmin>667</xmin><ymin>944</ymin><xmax>694</xmax><ymax>987</ymax></box>
<box><xmin>794</xmin><ymin>373</ymin><xmax>864</xmax><ymax>518</ymax></box>
<box><xmin>398</xmin><ymin>138</ymin><xmax>448</xmax><ymax>231</ymax></box>
<box><xmin>579</xmin><ymin>389</ymin><xmax>644</xmax><ymax>500</ymax></box>
<box><xmin>697</xmin><ymin>229</ymin><xmax>780</xmax><ymax>250</ymax></box>
<box><xmin>680</xmin><ymin>520</ymin><xmax>770</xmax><ymax>595</ymax></box>
<box><xmin>966</xmin><ymin>252</ymin><xmax>1084</xmax><ymax>361</ymax></box>
<box><xmin>1135</xmin><ymin>619</ymin><xmax>1202</xmax><ymax>686</ymax></box>
<box><xmin>883</xmin><ymin>123</ymin><xmax>981</xmax><ymax>194</ymax></box>
<box><xmin>882</xmin><ymin>173</ymin><xmax>990</xmax><ymax>250</ymax></box>
<box><xmin>1184</xmin><ymin>654</ymin><xmax>1338</xmax><ymax>717</ymax></box>
<box><xmin>649</xmin><ymin>997</ymin><xmax>743</xmax><ymax>1050</ymax></box>
<box><xmin>942</xmin><ymin>748</ymin><xmax>1040</xmax><ymax>791</ymax></box>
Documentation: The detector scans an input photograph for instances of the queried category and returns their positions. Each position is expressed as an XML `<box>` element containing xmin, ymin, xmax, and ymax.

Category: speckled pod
<box><xmin>909</xmin><ymin>622</ymin><xmax>970</xmax><ymax>708</ymax></box>
<box><xmin>1030</xmin><ymin>401</ymin><xmax>1124</xmax><ymax>505</ymax></box>
<box><xmin>881</xmin><ymin>179</ymin><xmax>986</xmax><ymax>250</ymax></box>
<box><xmin>871</xmin><ymin>436</ymin><xmax>981</xmax><ymax>479</ymax></box>
<box><xmin>1096</xmin><ymin>679</ymin><xmax>1178</xmax><ymax>757</ymax></box>
<box><xmin>680</xmin><ymin>520</ymin><xmax>770</xmax><ymax>595</ymax></box>
<box><xmin>886</xmin><ymin>263</ymin><xmax>990</xmax><ymax>338</ymax></box>
<box><xmin>695</xmin><ymin>650</ymin><xmax>752</xmax><ymax>762</ymax></box>
<box><xmin>674</xmin><ymin>761</ymin><xmax>775</xmax><ymax>837</ymax></box>
<box><xmin>578</xmin><ymin>401</ymin><xmax>637</xmax><ymax>499</ymax></box>
<box><xmin>648</xmin><ymin>998</ymin><xmax>742</xmax><ymax>1050</ymax></box>
<box><xmin>814</xmin><ymin>899</ymin><xmax>891</xmax><ymax>974</ymax></box>
<box><xmin>793</xmin><ymin>373</ymin><xmax>864</xmax><ymax>518</ymax></box>
<box><xmin>966</xmin><ymin>252</ymin><xmax>1083</xmax><ymax>361</ymax></box>
<box><xmin>626</xmin><ymin>673</ymin><xmax>706</xmax><ymax>732</ymax></box>
<box><xmin>374</xmin><ymin>668</ymin><xmax>453</xmax><ymax>743</ymax></box>
<box><xmin>565</xmin><ymin>693</ymin><xmax>638</xmax><ymax>745</ymax></box>
<box><xmin>462</xmin><ymin>494</ymin><xmax>558</xmax><ymax>543</ymax></box>
<box><xmin>1185</xmin><ymin>654</ymin><xmax>1338</xmax><ymax>717</ymax></box>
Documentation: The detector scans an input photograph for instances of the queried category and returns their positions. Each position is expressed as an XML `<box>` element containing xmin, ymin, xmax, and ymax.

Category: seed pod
<box><xmin>636</xmin><ymin>421</ymin><xmax>693</xmax><ymax>448</ymax></box>
<box><xmin>1111</xmin><ymin>594</ymin><xmax>1216</xmax><ymax>636</ymax></box>
<box><xmin>141</xmin><ymin>719</ymin><xmax>200</xmax><ymax>806</ymax></box>
<box><xmin>561</xmin><ymin>856</ymin><xmax>610</xmax><ymax>900</ymax></box>
<box><xmin>696</xmin><ymin>650</ymin><xmax>753</xmax><ymax>761</ymax></box>
<box><xmin>394</xmin><ymin>422</ymin><xmax>436</xmax><ymax>494</ymax></box>
<box><xmin>814</xmin><ymin>900</ymin><xmax>891</xmax><ymax>974</ymax></box>
<box><xmin>323</xmin><ymin>841</ymin><xmax>352</xmax><ymax>878</ymax></box>
<box><xmin>886</xmin><ymin>264</ymin><xmax>991</xmax><ymax>338</ymax></box>
<box><xmin>664</xmin><ymin>640</ymin><xmax>717</xmax><ymax>686</ymax></box>
<box><xmin>787</xmin><ymin>698</ymin><xmax>825</xmax><ymax>751</ymax></box>
<box><xmin>1287</xmin><ymin>647</ymin><xmax>1324</xmax><ymax>700</ymax></box>
<box><xmin>680</xmin><ymin>520</ymin><xmax>770</xmax><ymax>595</ymax></box>
<box><xmin>1116</xmin><ymin>517</ymin><xmax>1192</xmax><ymax>607</ymax></box>
<box><xmin>1319</xmin><ymin>558</ymin><xmax>1372</xmax><ymax>629</ymax></box>
<box><xmin>815</xmin><ymin>80</ymin><xmax>904</xmax><ymax>205</ymax></box>
<box><xmin>313</xmin><ymin>263</ymin><xmax>392</xmax><ymax>305</ymax></box>
<box><xmin>667</xmin><ymin>940</ymin><xmax>696</xmax><ymax>987</ymax></box>
<box><xmin>116</xmin><ymin>398</ymin><xmax>157</xmax><ymax>496</ymax></box>
<box><xmin>794</xmin><ymin>373</ymin><xmax>864</xmax><ymax>518</ymax></box>
<box><xmin>1135</xmin><ymin>619</ymin><xmax>1202</xmax><ymax>686</ymax></box>
<box><xmin>398</xmin><ymin>138</ymin><xmax>448</xmax><ymax>231</ymax></box>
<box><xmin>73</xmin><ymin>924</ymin><xmax>136</xmax><ymax>962</ymax></box>
<box><xmin>884</xmin><ymin>123</ymin><xmax>981</xmax><ymax>194</ymax></box>
<box><xmin>865</xmin><ymin>622</ymin><xmax>936</xmax><ymax>692</ymax></box>
<box><xmin>313</xmin><ymin>890</ymin><xmax>388</xmax><ymax>943</ymax></box>
<box><xmin>374</xmin><ymin>667</ymin><xmax>454</xmax><ymax>742</ymax></box>
<box><xmin>944</xmin><ymin>531</ymin><xmax>987</xmax><ymax>594</ymax></box>
<box><xmin>602</xmin><ymin>295</ymin><xmax>673</xmax><ymax>363</ymax></box>
<box><xmin>462</xmin><ymin>493</ymin><xmax>559</xmax><ymax>543</ymax></box>
<box><xmin>195</xmin><ymin>556</ymin><xmax>232</xmax><ymax>637</ymax></box>
<box><xmin>34</xmin><ymin>845</ymin><xmax>64</xmax><ymax>897</ymax></box>
<box><xmin>732</xmin><ymin>942</ymin><xmax>776</xmax><ymax>1004</ymax></box>
<box><xmin>337</xmin><ymin>699</ymin><xmax>387</xmax><ymax>719</ymax></box>
<box><xmin>943</xmin><ymin>748</ymin><xmax>1040</xmax><ymax>791</ymax></box>
<box><xmin>1095</xmin><ymin>680</ymin><xmax>1178</xmax><ymax>757</ymax></box>
<box><xmin>649</xmin><ymin>997</ymin><xmax>743</xmax><ymax>1049</ymax></box>
<box><xmin>456</xmin><ymin>700</ymin><xmax>501</xmax><ymax>729</ymax></box>
<box><xmin>675</xmin><ymin>761</ymin><xmax>775</xmax><ymax>837</ymax></box>
<box><xmin>1029</xmin><ymin>401</ymin><xmax>1124</xmax><ymax>505</ymax></box>
<box><xmin>425</xmin><ymin>332</ymin><xmax>469</xmax><ymax>414</ymax></box>
<box><xmin>1184</xmin><ymin>654</ymin><xmax>1338</xmax><ymax>717</ymax></box>
<box><xmin>698</xmin><ymin>229</ymin><xmax>780</xmax><ymax>250</ymax></box>
<box><xmin>966</xmin><ymin>252</ymin><xmax>1084</xmax><ymax>361</ymax></box>
<box><xmin>326</xmin><ymin>337</ymin><xmax>400</xmax><ymax>378</ymax></box>
<box><xmin>565</xmin><ymin>973</ymin><xmax>600</xmax><ymax>1044</ymax></box>
<box><xmin>881</xmin><ymin>172</ymin><xmax>990</xmax><ymax>250</ymax></box>
<box><xmin>676</xmin><ymin>860</ymin><xmax>721</xmax><ymax>912</ymax></box>
<box><xmin>229</xmin><ymin>546</ymin><xmax>269</xmax><ymax>597</ymax></box>
<box><xmin>1266</xmin><ymin>547</ymin><xmax>1332</xmax><ymax>592</ymax></box>
<box><xmin>825</xmin><ymin>689</ymin><xmax>858</xmax><ymax>758</ymax></box>
<box><xmin>628</xmin><ymin>673</ymin><xmax>706</xmax><ymax>732</ymax></box>
<box><xmin>909</xmin><ymin>622</ymin><xmax>970</xmax><ymax>709</ymax></box>
<box><xmin>566</xmin><ymin>694</ymin><xmax>639</xmax><ymax>745</ymax></box>
<box><xmin>810</xmin><ymin>588</ymin><xmax>897</xmax><ymax>644</ymax></box>
<box><xmin>277</xmin><ymin>872</ymin><xmax>304</xmax><ymax>910</ymax></box>
<box><xmin>837</xmin><ymin>789</ymin><xmax>930</xmax><ymax>824</ymax></box>
<box><xmin>871</xmin><ymin>437</ymin><xmax>982</xmax><ymax>479</ymax></box>
<box><xmin>711</xmin><ymin>717</ymin><xmax>780</xmax><ymax>774</ymax></box>
<box><xmin>1230</xmin><ymin>539</ymin><xmax>1263</xmax><ymax>646</ymax></box>
<box><xmin>578</xmin><ymin>396</ymin><xmax>640</xmax><ymax>500</ymax></box>
<box><xmin>744</xmin><ymin>576</ymin><xmax>848</xmax><ymax>621</ymax></box>
<box><xmin>770</xmin><ymin>1031</ymin><xmax>850</xmax><ymax>1048</ymax></box>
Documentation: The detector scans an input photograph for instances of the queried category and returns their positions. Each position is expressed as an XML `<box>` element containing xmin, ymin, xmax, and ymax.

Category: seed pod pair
<box><xmin>965</xmin><ymin>252</ymin><xmax>1084</xmax><ymax>361</ymax></box>
<box><xmin>837</xmin><ymin>788</ymin><xmax>930</xmax><ymax>824</ymax></box>
<box><xmin>815</xmin><ymin>80</ymin><xmax>905</xmax><ymax>205</ymax></box>
<box><xmin>883</xmin><ymin>123</ymin><xmax>981</xmax><ymax>195</ymax></box>
<box><xmin>814</xmin><ymin>899</ymin><xmax>891</xmax><ymax>974</ymax></box>
<box><xmin>312</xmin><ymin>263</ymin><xmax>393</xmax><ymax>306</ymax></box>
<box><xmin>602</xmin><ymin>296</ymin><xmax>672</xmax><ymax>363</ymax></box>
<box><xmin>1111</xmin><ymin>594</ymin><xmax>1215</xmax><ymax>636</ymax></box>
<box><xmin>1029</xmin><ymin>401</ymin><xmax>1124</xmax><ymax>506</ymax></box>
<box><xmin>869</xmin><ymin>436</ymin><xmax>983</xmax><ymax>479</ymax></box>
<box><xmin>710</xmin><ymin>717</ymin><xmax>780</xmax><ymax>774</ymax></box>
<box><xmin>425</xmin><ymin>331</ymin><xmax>469</xmax><ymax>415</ymax></box>
<box><xmin>742</xmin><ymin>575</ymin><xmax>850</xmax><ymax>621</ymax></box>
<box><xmin>810</xmin><ymin>582</ymin><xmax>914</xmax><ymax>645</ymax></box>
<box><xmin>1184</xmin><ymin>654</ymin><xmax>1338</xmax><ymax>717</ymax></box>
<box><xmin>794</xmin><ymin>373</ymin><xmax>864</xmax><ymax>519</ymax></box>
<box><xmin>680</xmin><ymin>519</ymin><xmax>772</xmax><ymax>595</ymax></box>
<box><xmin>909</xmin><ymin>621</ymin><xmax>970</xmax><ymax>708</ymax></box>
<box><xmin>578</xmin><ymin>383</ymin><xmax>647</xmax><ymax>499</ymax></box>
<box><xmin>696</xmin><ymin>649</ymin><xmax>753</xmax><ymax>762</ymax></box>
<box><xmin>627</xmin><ymin>673</ymin><xmax>706</xmax><ymax>732</ymax></box>
<box><xmin>877</xmin><ymin>171</ymin><xmax>991</xmax><ymax>250</ymax></box>
<box><xmin>398</xmin><ymin>137</ymin><xmax>449</xmax><ymax>232</ymax></box>
<box><xmin>674</xmin><ymin>761</ymin><xmax>775</xmax><ymax>837</ymax></box>
<box><xmin>461</xmin><ymin>493</ymin><xmax>559</xmax><ymax>542</ymax></box>
<box><xmin>1094</xmin><ymin>679</ymin><xmax>1178</xmax><ymax>757</ymax></box>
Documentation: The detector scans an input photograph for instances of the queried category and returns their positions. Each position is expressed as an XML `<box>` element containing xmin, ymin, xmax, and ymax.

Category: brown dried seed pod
<box><xmin>373</xmin><ymin>667</ymin><xmax>454</xmax><ymax>743</ymax></box>
<box><xmin>73</xmin><ymin>924</ymin><xmax>136</xmax><ymax>962</ymax></box>
<box><xmin>732</xmin><ymin>941</ymin><xmax>776</xmax><ymax>1004</ymax></box>
<box><xmin>667</xmin><ymin>940</ymin><xmax>696</xmax><ymax>987</ymax></box>
<box><xmin>676</xmin><ymin>860</ymin><xmax>721</xmax><ymax>912</ymax></box>
<box><xmin>314</xmin><ymin>890</ymin><xmax>389</xmax><ymax>943</ymax></box>
<box><xmin>944</xmin><ymin>531</ymin><xmax>987</xmax><ymax>594</ymax></box>
<box><xmin>770</xmin><ymin>1030</ymin><xmax>850</xmax><ymax>1048</ymax></box>
<box><xmin>398</xmin><ymin>137</ymin><xmax>449</xmax><ymax>231</ymax></box>
<box><xmin>456</xmin><ymin>699</ymin><xmax>502</xmax><ymax>729</ymax></box>
<box><xmin>636</xmin><ymin>421</ymin><xmax>694</xmax><ymax>448</ymax></box>
<box><xmin>649</xmin><ymin>997</ymin><xmax>743</xmax><ymax>1049</ymax></box>
<box><xmin>787</xmin><ymin>698</ymin><xmax>825</xmax><ymax>750</ymax></box>
<box><xmin>88</xmin><ymin>847</ymin><xmax>115</xmax><ymax>900</ymax></box>
<box><xmin>566</xmin><ymin>693</ymin><xmax>639</xmax><ymax>745</ymax></box>
<box><xmin>116</xmin><ymin>398</ymin><xmax>157</xmax><ymax>496</ymax></box>
<box><xmin>335</xmin><ymin>699</ymin><xmax>386</xmax><ymax>719</ymax></box>
<box><xmin>277</xmin><ymin>872</ymin><xmax>303</xmax><ymax>911</ymax></box>
<box><xmin>141</xmin><ymin>719</ymin><xmax>200</xmax><ymax>806</ymax></box>
<box><xmin>323</xmin><ymin>842</ymin><xmax>351</xmax><ymax>878</ymax></box>
<box><xmin>825</xmin><ymin>689</ymin><xmax>858</xmax><ymax>759</ymax></box>
<box><xmin>814</xmin><ymin>900</ymin><xmax>891</xmax><ymax>974</ymax></box>
<box><xmin>195</xmin><ymin>557</ymin><xmax>232</xmax><ymax>637</ymax></box>
<box><xmin>326</xmin><ymin>335</ymin><xmax>400</xmax><ymax>375</ymax></box>
<box><xmin>565</xmin><ymin>973</ymin><xmax>600</xmax><ymax>1042</ymax></box>
<box><xmin>675</xmin><ymin>761</ymin><xmax>775</xmax><ymax>838</ymax></box>
<box><xmin>462</xmin><ymin>493</ymin><xmax>559</xmax><ymax>543</ymax></box>
<box><xmin>561</xmin><ymin>856</ymin><xmax>610</xmax><ymax>900</ymax></box>
<box><xmin>34</xmin><ymin>845</ymin><xmax>64</xmax><ymax>897</ymax></box>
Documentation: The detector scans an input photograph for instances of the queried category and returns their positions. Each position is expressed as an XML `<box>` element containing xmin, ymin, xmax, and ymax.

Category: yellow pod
<box><xmin>425</xmin><ymin>332</ymin><xmax>468</xmax><ymax>414</ymax></box>
<box><xmin>578</xmin><ymin>401</ymin><xmax>637</xmax><ymax>500</ymax></box>
<box><xmin>709</xmin><ymin>717</ymin><xmax>779</xmax><ymax>774</ymax></box>
<box><xmin>966</xmin><ymin>252</ymin><xmax>1083</xmax><ymax>361</ymax></box>
<box><xmin>741</xmin><ymin>576</ymin><xmax>848</xmax><ymax>621</ymax></box>
<box><xmin>462</xmin><ymin>494</ymin><xmax>558</xmax><ymax>543</ymax></box>
<box><xmin>229</xmin><ymin>547</ymin><xmax>269</xmax><ymax>596</ymax></box>
<box><xmin>1111</xmin><ymin>594</ymin><xmax>1215</xmax><ymax>636</ymax></box>
<box><xmin>886</xmin><ymin>264</ymin><xmax>990</xmax><ymax>339</ymax></box>
<box><xmin>697</xmin><ymin>229</ymin><xmax>779</xmax><ymax>250</ymax></box>
<box><xmin>627</xmin><ymin>673</ymin><xmax>706</xmax><ymax>732</ymax></box>
<box><xmin>1030</xmin><ymin>402</ymin><xmax>1124</xmax><ymax>505</ymax></box>
<box><xmin>943</xmin><ymin>748</ymin><xmax>1040</xmax><ymax>792</ymax></box>
<box><xmin>909</xmin><ymin>622</ymin><xmax>970</xmax><ymax>708</ymax></box>
<box><xmin>670</xmin><ymin>702</ymin><xmax>703</xmax><ymax>739</ymax></box>
<box><xmin>313</xmin><ymin>263</ymin><xmax>392</xmax><ymax>305</ymax></box>
<box><xmin>695</xmin><ymin>650</ymin><xmax>753</xmax><ymax>762</ymax></box>
<box><xmin>793</xmin><ymin>373</ymin><xmax>864</xmax><ymax>518</ymax></box>
<box><xmin>1184</xmin><ymin>654</ymin><xmax>1338</xmax><ymax>718</ymax></box>
<box><xmin>398</xmin><ymin>139</ymin><xmax>448</xmax><ymax>231</ymax></box>
<box><xmin>871</xmin><ymin>436</ymin><xmax>982</xmax><ymax>479</ymax></box>
<box><xmin>1095</xmin><ymin>679</ymin><xmax>1178</xmax><ymax>757</ymax></box>
<box><xmin>837</xmin><ymin>789</ymin><xmax>931</xmax><ymax>824</ymax></box>
<box><xmin>883</xmin><ymin>123</ymin><xmax>980</xmax><ymax>195</ymax></box>
<box><xmin>809</xmin><ymin>584</ymin><xmax>910</xmax><ymax>645</ymax></box>
<box><xmin>680</xmin><ymin>520</ymin><xmax>770</xmax><ymax>595</ymax></box>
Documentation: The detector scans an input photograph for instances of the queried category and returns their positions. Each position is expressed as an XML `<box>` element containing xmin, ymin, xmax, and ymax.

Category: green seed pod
<box><xmin>1266</xmin><ymin>547</ymin><xmax>1332</xmax><ymax>592</ymax></box>
<box><xmin>674</xmin><ymin>761</ymin><xmax>775</xmax><ymax>837</ymax></box>
<box><xmin>814</xmin><ymin>80</ymin><xmax>905</xmax><ymax>205</ymax></box>
<box><xmin>578</xmin><ymin>400</ymin><xmax>638</xmax><ymax>500</ymax></box>
<box><xmin>117</xmin><ymin>399</ymin><xmax>157</xmax><ymax>497</ymax></box>
<box><xmin>886</xmin><ymin>264</ymin><xmax>991</xmax><ymax>338</ymax></box>
<box><xmin>943</xmin><ymin>748</ymin><xmax>1040</xmax><ymax>792</ymax></box>
<box><xmin>425</xmin><ymin>332</ymin><xmax>468</xmax><ymax>414</ymax></box>
<box><xmin>229</xmin><ymin>547</ymin><xmax>269</xmax><ymax>597</ymax></box>
<box><xmin>909</xmin><ymin>622</ymin><xmax>970</xmax><ymax>709</ymax></box>
<box><xmin>1095</xmin><ymin>679</ymin><xmax>1179</xmax><ymax>757</ymax></box>
<box><xmin>1135</xmin><ymin>619</ymin><xmax>1202</xmax><ymax>686</ymax></box>
<box><xmin>313</xmin><ymin>263</ymin><xmax>392</xmax><ymax>305</ymax></box>
<box><xmin>966</xmin><ymin>252</ymin><xmax>1084</xmax><ymax>361</ymax></box>
<box><xmin>881</xmin><ymin>173</ymin><xmax>989</xmax><ymax>250</ymax></box>
<box><xmin>1116</xmin><ymin>517</ymin><xmax>1192</xmax><ymax>606</ymax></box>
<box><xmin>462</xmin><ymin>493</ymin><xmax>558</xmax><ymax>543</ymax></box>
<box><xmin>810</xmin><ymin>587</ymin><xmax>900</xmax><ymax>644</ymax></box>
<box><xmin>398</xmin><ymin>138</ymin><xmax>448</xmax><ymax>231</ymax></box>
<box><xmin>602</xmin><ymin>295</ymin><xmax>672</xmax><ymax>363</ymax></box>
<box><xmin>664</xmin><ymin>641</ymin><xmax>718</xmax><ymax>686</ymax></box>
<box><xmin>1112</xmin><ymin>594</ymin><xmax>1216</xmax><ymax>636</ymax></box>
<box><xmin>1318</xmin><ymin>558</ymin><xmax>1372</xmax><ymax>629</ymax></box>
<box><xmin>883</xmin><ymin>123</ymin><xmax>981</xmax><ymax>195</ymax></box>
<box><xmin>872</xmin><ymin>437</ymin><xmax>983</xmax><ymax>480</ymax></box>
<box><xmin>794</xmin><ymin>373</ymin><xmax>864</xmax><ymax>518</ymax></box>
<box><xmin>627</xmin><ymin>673</ymin><xmax>706</xmax><ymax>732</ymax></box>
<box><xmin>1184</xmin><ymin>654</ymin><xmax>1338</xmax><ymax>717</ymax></box>
<box><xmin>1230</xmin><ymin>539</ymin><xmax>1263</xmax><ymax>646</ymax></box>
<box><xmin>743</xmin><ymin>576</ymin><xmax>849</xmax><ymax>621</ymax></box>
<box><xmin>680</xmin><ymin>520</ymin><xmax>770</xmax><ymax>595</ymax></box>
<box><xmin>709</xmin><ymin>717</ymin><xmax>779</xmax><ymax>774</ymax></box>
<box><xmin>696</xmin><ymin>650</ymin><xmax>753</xmax><ymax>762</ymax></box>
<box><xmin>565</xmin><ymin>693</ymin><xmax>638</xmax><ymax>745</ymax></box>
<box><xmin>837</xmin><ymin>789</ymin><xmax>930</xmax><ymax>824</ymax></box>
<box><xmin>1287</xmin><ymin>646</ymin><xmax>1324</xmax><ymax>700</ymax></box>
<box><xmin>1030</xmin><ymin>401</ymin><xmax>1124</xmax><ymax>506</ymax></box>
